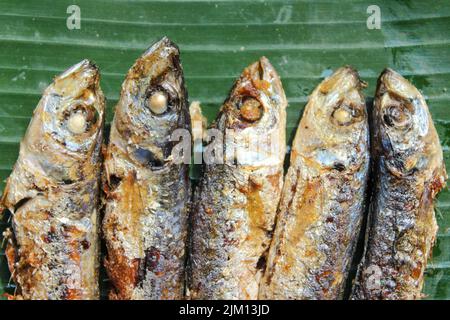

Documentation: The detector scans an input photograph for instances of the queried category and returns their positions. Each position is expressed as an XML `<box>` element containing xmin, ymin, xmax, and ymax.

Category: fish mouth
<box><xmin>248</xmin><ymin>56</ymin><xmax>271</xmax><ymax>80</ymax></box>
<box><xmin>246</xmin><ymin>56</ymin><xmax>286</xmax><ymax>102</ymax></box>
<box><xmin>60</xmin><ymin>59</ymin><xmax>98</xmax><ymax>76</ymax></box>
<box><xmin>319</xmin><ymin>66</ymin><xmax>365</xmax><ymax>95</ymax></box>
<box><xmin>340</xmin><ymin>65</ymin><xmax>360</xmax><ymax>80</ymax></box>
<box><xmin>344</xmin><ymin>65</ymin><xmax>368</xmax><ymax>88</ymax></box>
<box><xmin>380</xmin><ymin>67</ymin><xmax>396</xmax><ymax>77</ymax></box>
<box><xmin>51</xmin><ymin>59</ymin><xmax>101</xmax><ymax>106</ymax></box>
<box><xmin>377</xmin><ymin>67</ymin><xmax>419</xmax><ymax>102</ymax></box>
<box><xmin>142</xmin><ymin>36</ymin><xmax>180</xmax><ymax>58</ymax></box>
<box><xmin>57</xmin><ymin>59</ymin><xmax>99</xmax><ymax>85</ymax></box>
<box><xmin>377</xmin><ymin>67</ymin><xmax>400</xmax><ymax>90</ymax></box>
<box><xmin>134</xmin><ymin>36</ymin><xmax>181</xmax><ymax>79</ymax></box>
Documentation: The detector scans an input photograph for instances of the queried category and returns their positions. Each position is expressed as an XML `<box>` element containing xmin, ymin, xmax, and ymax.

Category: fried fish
<box><xmin>188</xmin><ymin>57</ymin><xmax>287</xmax><ymax>300</ymax></box>
<box><xmin>1</xmin><ymin>60</ymin><xmax>105</xmax><ymax>299</ymax></box>
<box><xmin>260</xmin><ymin>66</ymin><xmax>370</xmax><ymax>300</ymax></box>
<box><xmin>351</xmin><ymin>68</ymin><xmax>446</xmax><ymax>300</ymax></box>
<box><xmin>102</xmin><ymin>37</ymin><xmax>191</xmax><ymax>300</ymax></box>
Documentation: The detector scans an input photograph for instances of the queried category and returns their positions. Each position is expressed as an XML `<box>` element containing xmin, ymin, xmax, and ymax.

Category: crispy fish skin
<box><xmin>0</xmin><ymin>60</ymin><xmax>105</xmax><ymax>300</ymax></box>
<box><xmin>189</xmin><ymin>57</ymin><xmax>287</xmax><ymax>300</ymax></box>
<box><xmin>103</xmin><ymin>37</ymin><xmax>191</xmax><ymax>300</ymax></box>
<box><xmin>260</xmin><ymin>67</ymin><xmax>370</xmax><ymax>300</ymax></box>
<box><xmin>351</xmin><ymin>69</ymin><xmax>446</xmax><ymax>300</ymax></box>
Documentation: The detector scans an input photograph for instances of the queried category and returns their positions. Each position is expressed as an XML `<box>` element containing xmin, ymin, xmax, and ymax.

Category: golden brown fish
<box><xmin>188</xmin><ymin>57</ymin><xmax>287</xmax><ymax>300</ymax></box>
<box><xmin>1</xmin><ymin>60</ymin><xmax>105</xmax><ymax>299</ymax></box>
<box><xmin>351</xmin><ymin>68</ymin><xmax>446</xmax><ymax>300</ymax></box>
<box><xmin>260</xmin><ymin>66</ymin><xmax>370</xmax><ymax>300</ymax></box>
<box><xmin>102</xmin><ymin>37</ymin><xmax>191</xmax><ymax>300</ymax></box>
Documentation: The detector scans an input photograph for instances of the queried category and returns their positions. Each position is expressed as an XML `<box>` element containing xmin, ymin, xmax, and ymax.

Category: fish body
<box><xmin>189</xmin><ymin>57</ymin><xmax>287</xmax><ymax>300</ymax></box>
<box><xmin>103</xmin><ymin>37</ymin><xmax>191</xmax><ymax>300</ymax></box>
<box><xmin>351</xmin><ymin>69</ymin><xmax>446</xmax><ymax>300</ymax></box>
<box><xmin>260</xmin><ymin>67</ymin><xmax>370</xmax><ymax>300</ymax></box>
<box><xmin>1</xmin><ymin>60</ymin><xmax>105</xmax><ymax>299</ymax></box>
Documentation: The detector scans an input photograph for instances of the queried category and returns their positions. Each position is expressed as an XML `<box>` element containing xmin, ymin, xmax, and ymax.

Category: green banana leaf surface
<box><xmin>0</xmin><ymin>0</ymin><xmax>449</xmax><ymax>299</ymax></box>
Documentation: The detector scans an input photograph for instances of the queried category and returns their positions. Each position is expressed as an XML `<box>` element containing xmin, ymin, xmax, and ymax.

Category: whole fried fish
<box><xmin>259</xmin><ymin>67</ymin><xmax>370</xmax><ymax>300</ymax></box>
<box><xmin>0</xmin><ymin>60</ymin><xmax>105</xmax><ymax>300</ymax></box>
<box><xmin>351</xmin><ymin>69</ymin><xmax>446</xmax><ymax>300</ymax></box>
<box><xmin>188</xmin><ymin>57</ymin><xmax>287</xmax><ymax>300</ymax></box>
<box><xmin>103</xmin><ymin>37</ymin><xmax>191</xmax><ymax>300</ymax></box>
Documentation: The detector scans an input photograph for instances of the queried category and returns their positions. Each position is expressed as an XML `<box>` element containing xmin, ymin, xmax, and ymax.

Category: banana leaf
<box><xmin>0</xmin><ymin>0</ymin><xmax>449</xmax><ymax>299</ymax></box>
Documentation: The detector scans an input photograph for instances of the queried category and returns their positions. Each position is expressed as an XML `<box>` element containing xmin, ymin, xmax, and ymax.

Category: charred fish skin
<box><xmin>103</xmin><ymin>37</ymin><xmax>191</xmax><ymax>300</ymax></box>
<box><xmin>0</xmin><ymin>60</ymin><xmax>105</xmax><ymax>300</ymax></box>
<box><xmin>351</xmin><ymin>69</ymin><xmax>446</xmax><ymax>300</ymax></box>
<box><xmin>260</xmin><ymin>67</ymin><xmax>370</xmax><ymax>300</ymax></box>
<box><xmin>189</xmin><ymin>57</ymin><xmax>287</xmax><ymax>300</ymax></box>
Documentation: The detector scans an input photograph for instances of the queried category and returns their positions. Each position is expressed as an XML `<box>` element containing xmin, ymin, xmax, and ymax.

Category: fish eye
<box><xmin>238</xmin><ymin>97</ymin><xmax>263</xmax><ymax>122</ymax></box>
<box><xmin>63</xmin><ymin>103</ymin><xmax>98</xmax><ymax>135</ymax></box>
<box><xmin>67</xmin><ymin>113</ymin><xmax>87</xmax><ymax>134</ymax></box>
<box><xmin>146</xmin><ymin>90</ymin><xmax>168</xmax><ymax>115</ymax></box>
<box><xmin>331</xmin><ymin>103</ymin><xmax>361</xmax><ymax>126</ymax></box>
<box><xmin>383</xmin><ymin>104</ymin><xmax>411</xmax><ymax>128</ymax></box>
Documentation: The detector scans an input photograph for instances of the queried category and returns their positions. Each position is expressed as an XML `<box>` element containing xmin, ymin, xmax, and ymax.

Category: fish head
<box><xmin>114</xmin><ymin>37</ymin><xmax>189</xmax><ymax>169</ymax></box>
<box><xmin>375</xmin><ymin>68</ymin><xmax>436</xmax><ymax>176</ymax></box>
<box><xmin>219</xmin><ymin>57</ymin><xmax>287</xmax><ymax>166</ymax></box>
<box><xmin>24</xmin><ymin>59</ymin><xmax>105</xmax><ymax>184</ymax></box>
<box><xmin>295</xmin><ymin>66</ymin><xmax>368</xmax><ymax>173</ymax></box>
